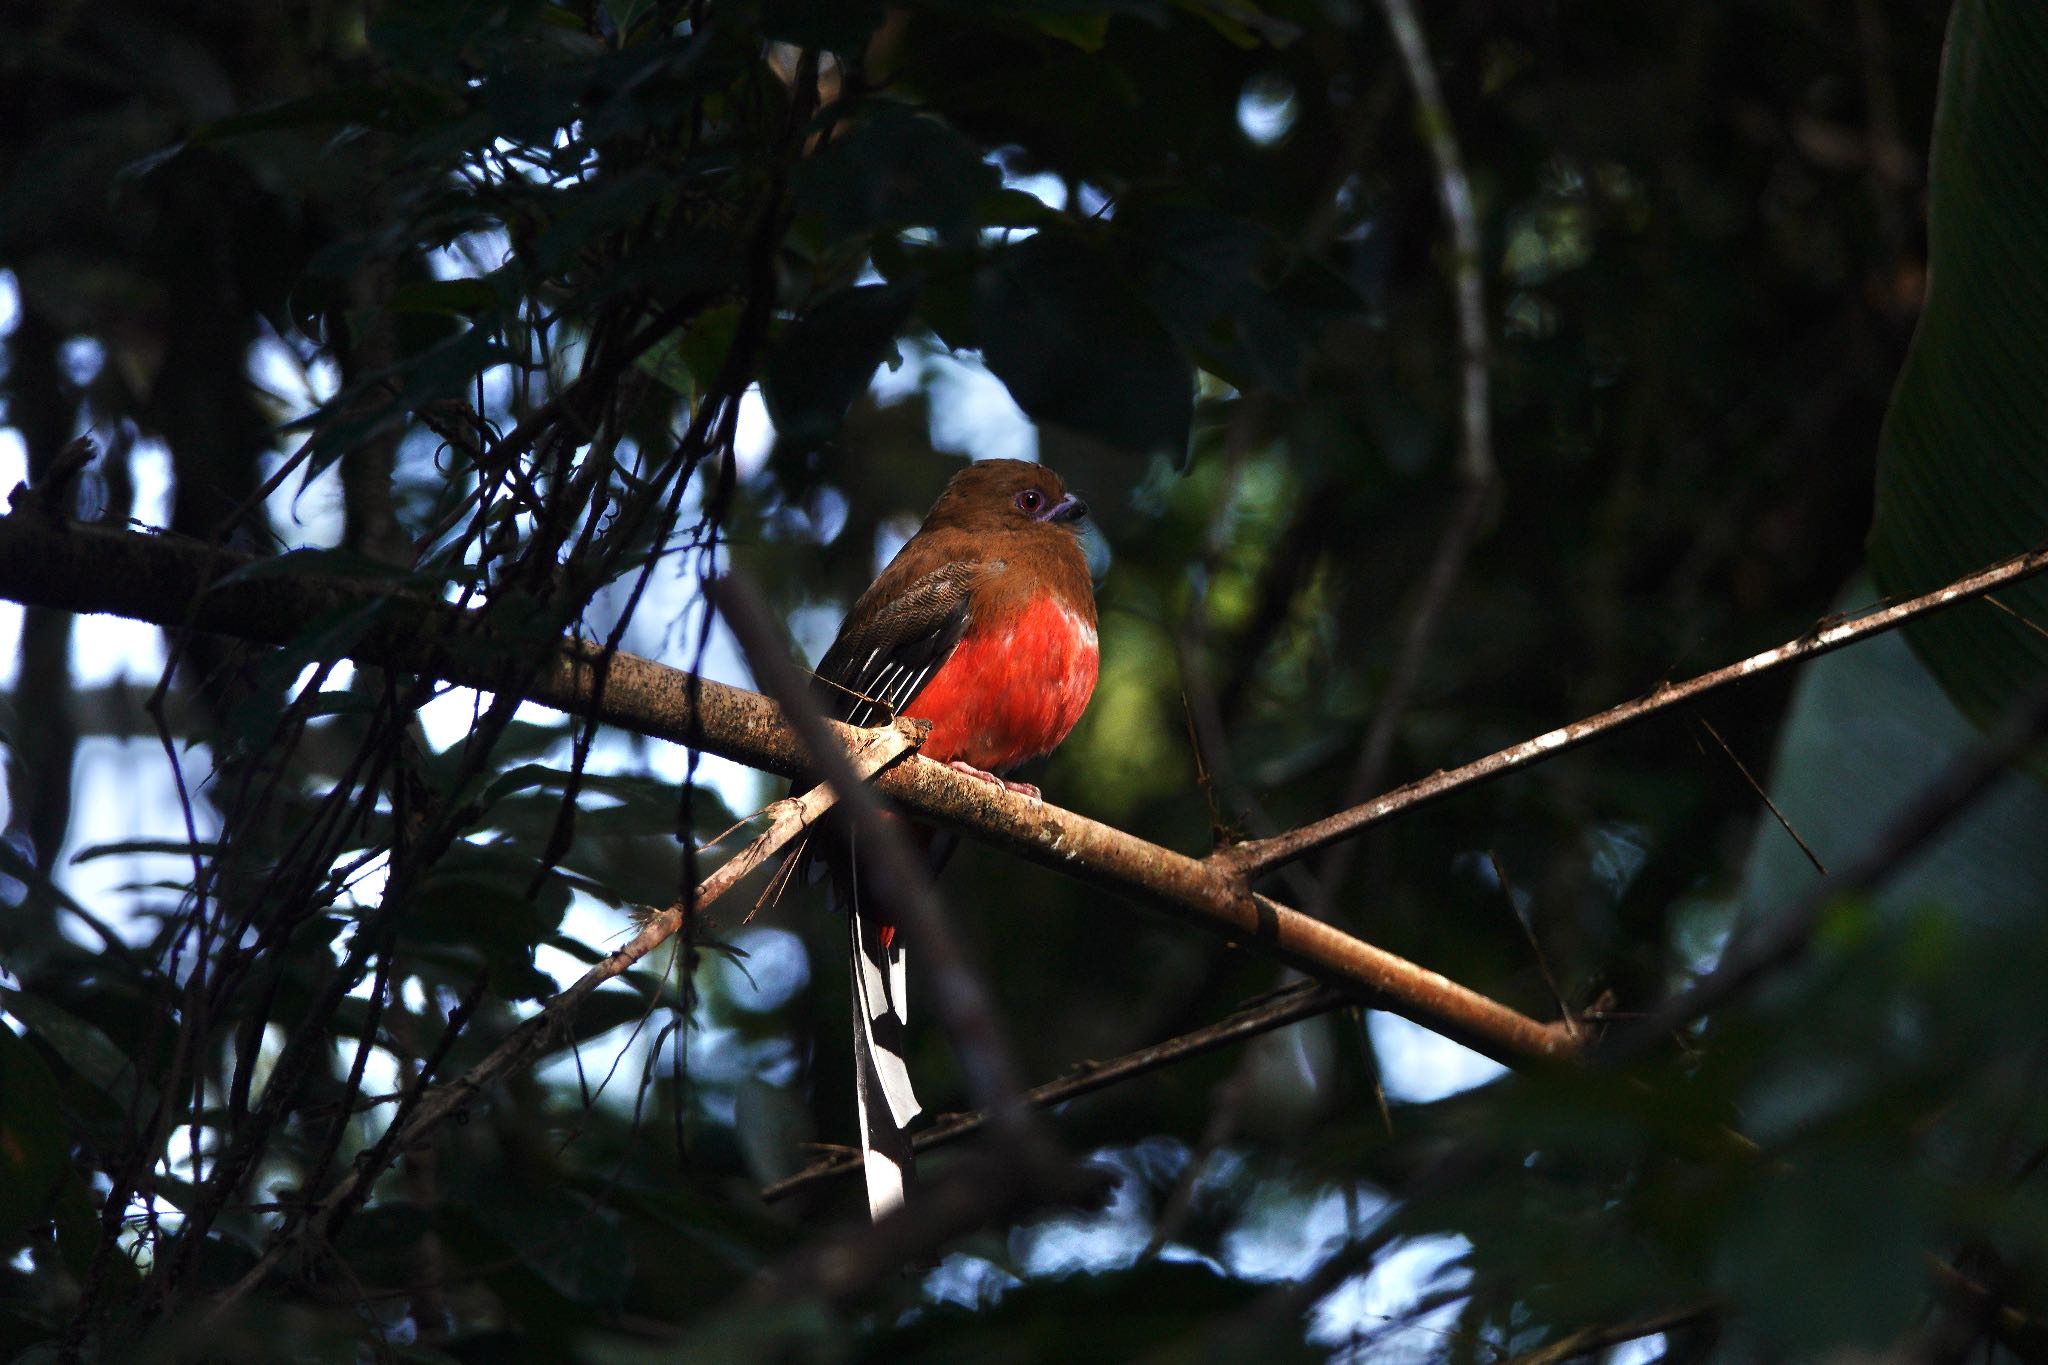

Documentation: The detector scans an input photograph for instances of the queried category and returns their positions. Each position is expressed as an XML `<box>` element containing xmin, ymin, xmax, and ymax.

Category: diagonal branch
<box><xmin>1223</xmin><ymin>542</ymin><xmax>2048</xmax><ymax>876</ymax></box>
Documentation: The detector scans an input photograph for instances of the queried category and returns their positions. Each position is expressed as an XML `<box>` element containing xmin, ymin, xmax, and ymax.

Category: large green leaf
<box><xmin>975</xmin><ymin>230</ymin><xmax>1195</xmax><ymax>459</ymax></box>
<box><xmin>1868</xmin><ymin>0</ymin><xmax>2048</xmax><ymax>731</ymax></box>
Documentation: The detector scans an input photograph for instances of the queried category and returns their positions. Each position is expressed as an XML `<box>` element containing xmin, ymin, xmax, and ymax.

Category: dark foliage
<box><xmin>4</xmin><ymin>0</ymin><xmax>2047</xmax><ymax>1360</ymax></box>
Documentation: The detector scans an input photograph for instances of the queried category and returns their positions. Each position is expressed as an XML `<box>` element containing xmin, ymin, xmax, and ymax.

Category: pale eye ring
<box><xmin>1015</xmin><ymin>488</ymin><xmax>1046</xmax><ymax>515</ymax></box>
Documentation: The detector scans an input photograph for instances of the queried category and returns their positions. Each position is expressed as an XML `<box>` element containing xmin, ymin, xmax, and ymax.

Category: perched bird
<box><xmin>803</xmin><ymin>458</ymin><xmax>1098</xmax><ymax>1219</ymax></box>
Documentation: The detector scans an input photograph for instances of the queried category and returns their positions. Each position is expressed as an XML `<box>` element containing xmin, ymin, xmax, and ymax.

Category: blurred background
<box><xmin>7</xmin><ymin>0</ymin><xmax>2048</xmax><ymax>1360</ymax></box>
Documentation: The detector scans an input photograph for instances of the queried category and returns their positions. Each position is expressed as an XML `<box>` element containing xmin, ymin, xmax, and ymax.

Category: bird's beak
<box><xmin>1048</xmin><ymin>494</ymin><xmax>1088</xmax><ymax>524</ymax></box>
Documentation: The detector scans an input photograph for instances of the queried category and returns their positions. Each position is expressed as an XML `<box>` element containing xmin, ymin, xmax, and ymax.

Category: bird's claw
<box><xmin>945</xmin><ymin>759</ymin><xmax>1040</xmax><ymax>800</ymax></box>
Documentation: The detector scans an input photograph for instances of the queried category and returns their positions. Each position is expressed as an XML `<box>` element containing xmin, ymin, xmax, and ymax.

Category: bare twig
<box><xmin>1376</xmin><ymin>0</ymin><xmax>1492</xmax><ymax>490</ymax></box>
<box><xmin>1225</xmin><ymin>543</ymin><xmax>2048</xmax><ymax>876</ymax></box>
<box><xmin>1696</xmin><ymin>714</ymin><xmax>1827</xmax><ymax>875</ymax></box>
<box><xmin>1984</xmin><ymin>591</ymin><xmax>2048</xmax><ymax>643</ymax></box>
<box><xmin>761</xmin><ymin>982</ymin><xmax>1353</xmax><ymax>1202</ymax></box>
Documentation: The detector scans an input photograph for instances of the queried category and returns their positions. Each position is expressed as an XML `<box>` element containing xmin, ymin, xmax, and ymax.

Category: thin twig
<box><xmin>1696</xmin><ymin>714</ymin><xmax>1827</xmax><ymax>875</ymax></box>
<box><xmin>1984</xmin><ymin>591</ymin><xmax>2048</xmax><ymax>643</ymax></box>
<box><xmin>760</xmin><ymin>982</ymin><xmax>1353</xmax><ymax>1202</ymax></box>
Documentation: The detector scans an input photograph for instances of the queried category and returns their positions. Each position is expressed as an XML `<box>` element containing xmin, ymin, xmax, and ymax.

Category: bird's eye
<box><xmin>1015</xmin><ymin>489</ymin><xmax>1045</xmax><ymax>515</ymax></box>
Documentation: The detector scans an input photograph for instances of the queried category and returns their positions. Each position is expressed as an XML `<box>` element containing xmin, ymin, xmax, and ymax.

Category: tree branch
<box><xmin>1224</xmin><ymin>542</ymin><xmax>2048</xmax><ymax>876</ymax></box>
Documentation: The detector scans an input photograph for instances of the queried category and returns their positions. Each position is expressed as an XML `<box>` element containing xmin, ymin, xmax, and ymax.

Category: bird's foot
<box><xmin>945</xmin><ymin>760</ymin><xmax>1041</xmax><ymax>799</ymax></box>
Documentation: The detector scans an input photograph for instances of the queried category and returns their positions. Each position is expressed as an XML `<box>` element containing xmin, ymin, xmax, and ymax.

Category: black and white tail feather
<box><xmin>844</xmin><ymin>840</ymin><xmax>920</xmax><ymax>1218</ymax></box>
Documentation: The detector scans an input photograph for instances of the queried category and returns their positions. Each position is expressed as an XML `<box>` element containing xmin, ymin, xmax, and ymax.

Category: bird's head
<box><xmin>921</xmin><ymin>459</ymin><xmax>1089</xmax><ymax>536</ymax></box>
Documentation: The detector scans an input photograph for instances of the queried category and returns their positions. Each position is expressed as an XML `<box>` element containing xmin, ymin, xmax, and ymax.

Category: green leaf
<box><xmin>760</xmin><ymin>282</ymin><xmax>915</xmax><ymax>447</ymax></box>
<box><xmin>762</xmin><ymin>0</ymin><xmax>887</xmax><ymax>51</ymax></box>
<box><xmin>396</xmin><ymin>843</ymin><xmax>574</xmax><ymax>1000</ymax></box>
<box><xmin>975</xmin><ymin>231</ymin><xmax>1195</xmax><ymax>458</ymax></box>
<box><xmin>186</xmin><ymin>83</ymin><xmax>461</xmax><ymax>143</ymax></box>
<box><xmin>634</xmin><ymin>303</ymin><xmax>744</xmax><ymax>403</ymax></box>
<box><xmin>1740</xmin><ymin>584</ymin><xmax>2048</xmax><ymax>927</ymax></box>
<box><xmin>384</xmin><ymin>276</ymin><xmax>506</xmax><ymax>317</ymax></box>
<box><xmin>0</xmin><ymin>1027</ymin><xmax>70</xmax><ymax>1252</ymax></box>
<box><xmin>1867</xmin><ymin>0</ymin><xmax>2048</xmax><ymax>734</ymax></box>
<box><xmin>0</xmin><ymin>991</ymin><xmax>138</xmax><ymax>1104</ymax></box>
<box><xmin>790</xmin><ymin>103</ymin><xmax>1000</xmax><ymax>246</ymax></box>
<box><xmin>1123</xmin><ymin>205</ymin><xmax>1359</xmax><ymax>396</ymax></box>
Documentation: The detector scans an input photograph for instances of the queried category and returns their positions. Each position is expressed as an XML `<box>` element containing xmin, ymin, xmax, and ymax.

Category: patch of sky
<box><xmin>427</xmin><ymin>227</ymin><xmax>514</xmax><ymax>281</ymax></box>
<box><xmin>1586</xmin><ymin>821</ymin><xmax>1650</xmax><ymax>904</ymax></box>
<box><xmin>61</xmin><ymin>336</ymin><xmax>104</xmax><ymax>387</ymax></box>
<box><xmin>1005</xmin><ymin>168</ymin><xmax>1067</xmax><ymax>214</ymax></box>
<box><xmin>923</xmin><ymin>1253</ymin><xmax>1025</xmax><ymax>1311</ymax></box>
<box><xmin>1610</xmin><ymin>1335</ymin><xmax>1667</xmax><ymax>1365</ymax></box>
<box><xmin>787</xmin><ymin>603</ymin><xmax>845</xmax><ymax>668</ymax></box>
<box><xmin>1223</xmin><ymin>1181</ymin><xmax>1386</xmax><ymax>1283</ymax></box>
<box><xmin>56</xmin><ymin>737</ymin><xmax>220</xmax><ymax>947</ymax></box>
<box><xmin>925</xmin><ymin>351</ymin><xmax>1035</xmax><ymax>463</ymax></box>
<box><xmin>1009</xmin><ymin>1153</ymin><xmax>1158</xmax><ymax>1278</ymax></box>
<box><xmin>733</xmin><ymin>385</ymin><xmax>775</xmax><ymax>479</ymax></box>
<box><xmin>248</xmin><ymin>328</ymin><xmax>341</xmax><ymax>425</ymax></box>
<box><xmin>0</xmin><ymin>269</ymin><xmax>17</xmax><ymax>333</ymax></box>
<box><xmin>0</xmin><ymin>429</ymin><xmax>26</xmax><ymax>685</ymax></box>
<box><xmin>718</xmin><ymin>926</ymin><xmax>810</xmax><ymax>1014</ymax></box>
<box><xmin>1238</xmin><ymin>73</ymin><xmax>1299</xmax><ymax>146</ymax></box>
<box><xmin>1366</xmin><ymin>1010</ymin><xmax>1507</xmax><ymax>1104</ymax></box>
<box><xmin>259</xmin><ymin>446</ymin><xmax>346</xmax><ymax>548</ymax></box>
<box><xmin>1311</xmin><ymin>1234</ymin><xmax>1475</xmax><ymax>1364</ymax></box>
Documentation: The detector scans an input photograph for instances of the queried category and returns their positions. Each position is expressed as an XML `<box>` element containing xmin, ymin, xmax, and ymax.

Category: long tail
<box><xmin>846</xmin><ymin>853</ymin><xmax>920</xmax><ymax>1219</ymax></box>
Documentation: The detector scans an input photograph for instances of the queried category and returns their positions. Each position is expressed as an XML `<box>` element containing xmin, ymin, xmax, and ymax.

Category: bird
<box><xmin>799</xmin><ymin>458</ymin><xmax>1098</xmax><ymax>1220</ymax></box>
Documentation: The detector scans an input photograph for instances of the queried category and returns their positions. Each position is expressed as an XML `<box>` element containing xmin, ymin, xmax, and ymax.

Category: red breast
<box><xmin>903</xmin><ymin>589</ymin><xmax>1100</xmax><ymax>773</ymax></box>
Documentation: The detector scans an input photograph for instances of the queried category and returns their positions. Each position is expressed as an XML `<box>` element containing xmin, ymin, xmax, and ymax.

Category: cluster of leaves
<box><xmin>3</xmin><ymin>0</ymin><xmax>2048</xmax><ymax>1360</ymax></box>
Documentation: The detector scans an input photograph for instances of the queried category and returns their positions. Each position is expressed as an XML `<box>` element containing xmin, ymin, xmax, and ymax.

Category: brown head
<box><xmin>918</xmin><ymin>459</ymin><xmax>1090</xmax><ymax>538</ymax></box>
